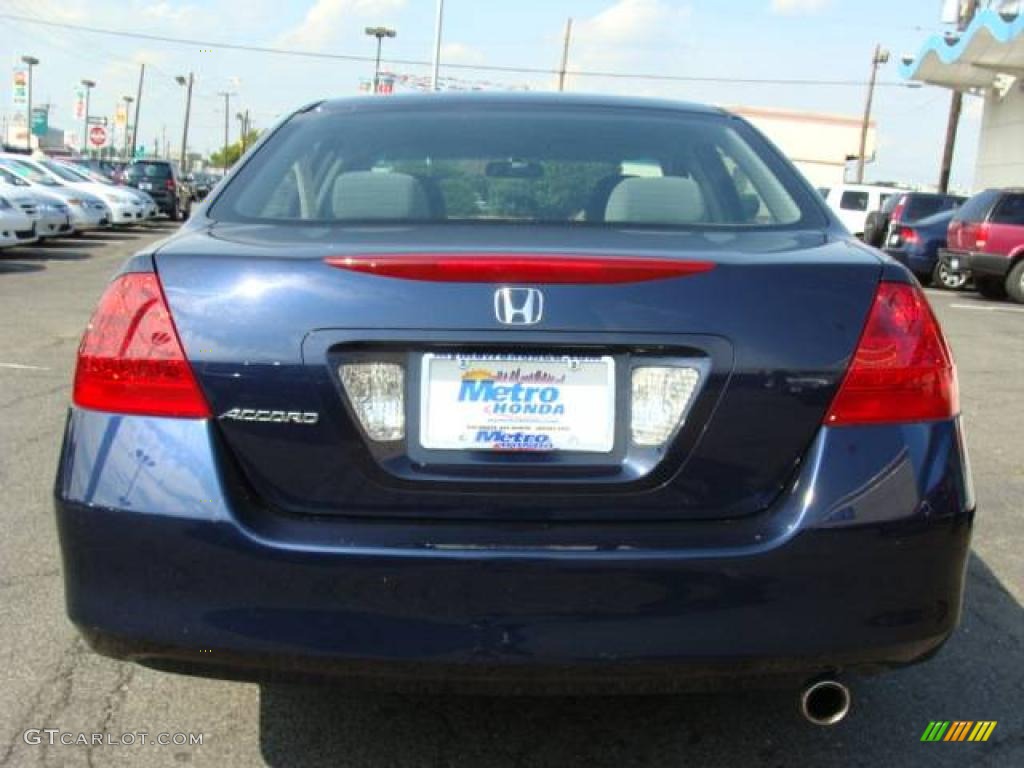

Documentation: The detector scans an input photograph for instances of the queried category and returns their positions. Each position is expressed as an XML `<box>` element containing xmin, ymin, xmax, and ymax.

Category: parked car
<box><xmin>0</xmin><ymin>193</ymin><xmax>38</xmax><ymax>247</ymax></box>
<box><xmin>0</xmin><ymin>166</ymin><xmax>74</xmax><ymax>239</ymax></box>
<box><xmin>122</xmin><ymin>159</ymin><xmax>191</xmax><ymax>220</ymax></box>
<box><xmin>884</xmin><ymin>209</ymin><xmax>966</xmax><ymax>289</ymax></box>
<box><xmin>28</xmin><ymin>157</ymin><xmax>146</xmax><ymax>227</ymax></box>
<box><xmin>56</xmin><ymin>95</ymin><xmax>973</xmax><ymax>723</ymax></box>
<box><xmin>0</xmin><ymin>157</ymin><xmax>110</xmax><ymax>233</ymax></box>
<box><xmin>186</xmin><ymin>171</ymin><xmax>218</xmax><ymax>201</ymax></box>
<box><xmin>939</xmin><ymin>188</ymin><xmax>1024</xmax><ymax>302</ymax></box>
<box><xmin>819</xmin><ymin>184</ymin><xmax>903</xmax><ymax>238</ymax></box>
<box><xmin>864</xmin><ymin>192</ymin><xmax>964</xmax><ymax>248</ymax></box>
<box><xmin>56</xmin><ymin>161</ymin><xmax>155</xmax><ymax>223</ymax></box>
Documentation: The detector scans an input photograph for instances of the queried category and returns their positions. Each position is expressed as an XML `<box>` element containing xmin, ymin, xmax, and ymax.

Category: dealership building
<box><xmin>902</xmin><ymin>3</ymin><xmax>1024</xmax><ymax>188</ymax></box>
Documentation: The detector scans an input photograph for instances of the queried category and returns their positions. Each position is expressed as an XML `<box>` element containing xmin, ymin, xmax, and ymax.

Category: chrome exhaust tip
<box><xmin>800</xmin><ymin>679</ymin><xmax>851</xmax><ymax>726</ymax></box>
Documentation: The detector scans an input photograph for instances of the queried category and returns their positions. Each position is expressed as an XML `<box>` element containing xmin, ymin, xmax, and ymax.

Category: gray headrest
<box><xmin>332</xmin><ymin>171</ymin><xmax>431</xmax><ymax>220</ymax></box>
<box><xmin>604</xmin><ymin>176</ymin><xmax>706</xmax><ymax>225</ymax></box>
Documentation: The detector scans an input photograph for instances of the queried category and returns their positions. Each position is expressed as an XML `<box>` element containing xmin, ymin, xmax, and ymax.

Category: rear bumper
<box><xmin>939</xmin><ymin>249</ymin><xmax>1010</xmax><ymax>278</ymax></box>
<box><xmin>55</xmin><ymin>409</ymin><xmax>974</xmax><ymax>688</ymax></box>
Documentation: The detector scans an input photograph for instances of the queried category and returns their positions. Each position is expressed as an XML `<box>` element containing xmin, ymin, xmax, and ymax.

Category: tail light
<box><xmin>974</xmin><ymin>222</ymin><xmax>990</xmax><ymax>251</ymax></box>
<box><xmin>891</xmin><ymin>195</ymin><xmax>907</xmax><ymax>224</ymax></box>
<box><xmin>825</xmin><ymin>282</ymin><xmax>957</xmax><ymax>426</ymax></box>
<box><xmin>73</xmin><ymin>273</ymin><xmax>210</xmax><ymax>418</ymax></box>
<box><xmin>325</xmin><ymin>254</ymin><xmax>715</xmax><ymax>284</ymax></box>
<box><xmin>165</xmin><ymin>178</ymin><xmax>176</xmax><ymax>191</ymax></box>
<box><xmin>898</xmin><ymin>226</ymin><xmax>919</xmax><ymax>246</ymax></box>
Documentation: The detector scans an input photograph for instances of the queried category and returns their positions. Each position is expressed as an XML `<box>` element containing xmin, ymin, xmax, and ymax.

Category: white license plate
<box><xmin>139</xmin><ymin>182</ymin><xmax>152</xmax><ymax>190</ymax></box>
<box><xmin>420</xmin><ymin>354</ymin><xmax>615</xmax><ymax>453</ymax></box>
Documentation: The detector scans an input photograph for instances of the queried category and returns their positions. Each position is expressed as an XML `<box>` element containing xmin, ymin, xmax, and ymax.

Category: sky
<box><xmin>0</xmin><ymin>0</ymin><xmax>984</xmax><ymax>189</ymax></box>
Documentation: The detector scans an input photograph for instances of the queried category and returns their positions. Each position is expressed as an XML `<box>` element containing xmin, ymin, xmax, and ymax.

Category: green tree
<box><xmin>208</xmin><ymin>129</ymin><xmax>261</xmax><ymax>170</ymax></box>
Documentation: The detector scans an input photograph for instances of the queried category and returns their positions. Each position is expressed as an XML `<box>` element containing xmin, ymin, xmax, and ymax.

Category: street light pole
<box><xmin>557</xmin><ymin>18</ymin><xmax>574</xmax><ymax>92</ymax></box>
<box><xmin>21</xmin><ymin>55</ymin><xmax>39</xmax><ymax>152</ymax></box>
<box><xmin>856</xmin><ymin>44</ymin><xmax>889</xmax><ymax>184</ymax></box>
<box><xmin>176</xmin><ymin>73</ymin><xmax>193</xmax><ymax>171</ymax></box>
<box><xmin>130</xmin><ymin>63</ymin><xmax>145</xmax><ymax>160</ymax></box>
<box><xmin>364</xmin><ymin>27</ymin><xmax>396</xmax><ymax>93</ymax></box>
<box><xmin>430</xmin><ymin>0</ymin><xmax>444</xmax><ymax>91</ymax></box>
<box><xmin>218</xmin><ymin>91</ymin><xmax>231</xmax><ymax>172</ymax></box>
<box><xmin>122</xmin><ymin>96</ymin><xmax>134</xmax><ymax>160</ymax></box>
<box><xmin>80</xmin><ymin>79</ymin><xmax>95</xmax><ymax>158</ymax></box>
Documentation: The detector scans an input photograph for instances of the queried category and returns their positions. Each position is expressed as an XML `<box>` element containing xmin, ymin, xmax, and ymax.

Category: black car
<box><xmin>186</xmin><ymin>171</ymin><xmax>218</xmax><ymax>202</ymax></box>
<box><xmin>864</xmin><ymin>192</ymin><xmax>964</xmax><ymax>248</ymax></box>
<box><xmin>122</xmin><ymin>160</ymin><xmax>191</xmax><ymax>220</ymax></box>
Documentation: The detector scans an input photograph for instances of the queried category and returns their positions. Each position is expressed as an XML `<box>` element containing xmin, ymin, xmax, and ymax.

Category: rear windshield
<box><xmin>954</xmin><ymin>189</ymin><xmax>1001</xmax><ymax>223</ymax></box>
<box><xmin>126</xmin><ymin>162</ymin><xmax>172</xmax><ymax>179</ymax></box>
<box><xmin>211</xmin><ymin>105</ymin><xmax>825</xmax><ymax>230</ymax></box>
<box><xmin>906</xmin><ymin>195</ymin><xmax>962</xmax><ymax>221</ymax></box>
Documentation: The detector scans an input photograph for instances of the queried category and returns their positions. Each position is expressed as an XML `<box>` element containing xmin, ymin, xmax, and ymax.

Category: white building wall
<box><xmin>728</xmin><ymin>107</ymin><xmax>875</xmax><ymax>189</ymax></box>
<box><xmin>975</xmin><ymin>85</ymin><xmax>1024</xmax><ymax>189</ymax></box>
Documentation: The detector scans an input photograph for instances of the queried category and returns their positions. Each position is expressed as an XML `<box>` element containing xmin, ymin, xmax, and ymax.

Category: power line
<box><xmin>0</xmin><ymin>12</ymin><xmax>923</xmax><ymax>89</ymax></box>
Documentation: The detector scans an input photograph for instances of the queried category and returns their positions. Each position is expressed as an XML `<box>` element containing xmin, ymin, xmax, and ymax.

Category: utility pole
<box><xmin>80</xmin><ymin>79</ymin><xmax>95</xmax><ymax>158</ymax></box>
<box><xmin>130</xmin><ymin>63</ymin><xmax>145</xmax><ymax>159</ymax></box>
<box><xmin>430</xmin><ymin>0</ymin><xmax>444</xmax><ymax>91</ymax></box>
<box><xmin>218</xmin><ymin>91</ymin><xmax>231</xmax><ymax>172</ymax></box>
<box><xmin>21</xmin><ymin>56</ymin><xmax>39</xmax><ymax>152</ymax></box>
<box><xmin>176</xmin><ymin>73</ymin><xmax>193</xmax><ymax>171</ymax></box>
<box><xmin>856</xmin><ymin>44</ymin><xmax>889</xmax><ymax>184</ymax></box>
<box><xmin>557</xmin><ymin>18</ymin><xmax>574</xmax><ymax>92</ymax></box>
<box><xmin>365</xmin><ymin>26</ymin><xmax>396</xmax><ymax>93</ymax></box>
<box><xmin>938</xmin><ymin>0</ymin><xmax>979</xmax><ymax>193</ymax></box>
<box><xmin>122</xmin><ymin>96</ymin><xmax>134</xmax><ymax>160</ymax></box>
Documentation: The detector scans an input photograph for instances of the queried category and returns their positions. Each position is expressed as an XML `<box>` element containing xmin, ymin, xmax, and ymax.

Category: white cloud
<box><xmin>441</xmin><ymin>42</ymin><xmax>484</xmax><ymax>66</ymax></box>
<box><xmin>575</xmin><ymin>0</ymin><xmax>689</xmax><ymax>48</ymax></box>
<box><xmin>276</xmin><ymin>0</ymin><xmax>406</xmax><ymax>51</ymax></box>
<box><xmin>770</xmin><ymin>0</ymin><xmax>831</xmax><ymax>14</ymax></box>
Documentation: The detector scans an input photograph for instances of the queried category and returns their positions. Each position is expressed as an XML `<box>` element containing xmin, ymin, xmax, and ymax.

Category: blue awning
<box><xmin>901</xmin><ymin>7</ymin><xmax>1024</xmax><ymax>90</ymax></box>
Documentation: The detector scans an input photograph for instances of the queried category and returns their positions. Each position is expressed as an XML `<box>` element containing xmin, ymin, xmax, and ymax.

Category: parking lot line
<box><xmin>0</xmin><ymin>362</ymin><xmax>51</xmax><ymax>371</ymax></box>
<box><xmin>949</xmin><ymin>303</ymin><xmax>1024</xmax><ymax>314</ymax></box>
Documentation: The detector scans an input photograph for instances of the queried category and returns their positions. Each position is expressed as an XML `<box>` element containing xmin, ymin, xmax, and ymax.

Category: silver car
<box><xmin>0</xmin><ymin>167</ymin><xmax>73</xmax><ymax>238</ymax></box>
<box><xmin>0</xmin><ymin>158</ymin><xmax>110</xmax><ymax>232</ymax></box>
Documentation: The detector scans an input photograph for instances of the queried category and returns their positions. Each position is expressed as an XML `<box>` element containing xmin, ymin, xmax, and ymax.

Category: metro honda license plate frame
<box><xmin>420</xmin><ymin>353</ymin><xmax>616</xmax><ymax>454</ymax></box>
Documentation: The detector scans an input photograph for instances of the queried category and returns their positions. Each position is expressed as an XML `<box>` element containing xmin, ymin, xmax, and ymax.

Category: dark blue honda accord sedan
<box><xmin>55</xmin><ymin>94</ymin><xmax>973</xmax><ymax>723</ymax></box>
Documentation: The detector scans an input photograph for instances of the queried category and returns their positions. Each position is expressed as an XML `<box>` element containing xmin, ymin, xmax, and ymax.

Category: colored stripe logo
<box><xmin>921</xmin><ymin>721</ymin><xmax>997</xmax><ymax>742</ymax></box>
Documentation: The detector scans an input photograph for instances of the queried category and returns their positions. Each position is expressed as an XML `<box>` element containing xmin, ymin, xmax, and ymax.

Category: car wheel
<box><xmin>1006</xmin><ymin>261</ymin><xmax>1024</xmax><ymax>304</ymax></box>
<box><xmin>932</xmin><ymin>261</ymin><xmax>968</xmax><ymax>291</ymax></box>
<box><xmin>975</xmin><ymin>276</ymin><xmax>1007</xmax><ymax>300</ymax></box>
<box><xmin>168</xmin><ymin>204</ymin><xmax>180</xmax><ymax>223</ymax></box>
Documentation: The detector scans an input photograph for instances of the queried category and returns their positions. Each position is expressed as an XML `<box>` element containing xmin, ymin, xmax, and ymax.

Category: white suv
<box><xmin>818</xmin><ymin>184</ymin><xmax>903</xmax><ymax>239</ymax></box>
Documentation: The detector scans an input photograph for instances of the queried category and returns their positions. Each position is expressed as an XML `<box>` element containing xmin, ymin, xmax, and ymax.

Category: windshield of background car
<box><xmin>125</xmin><ymin>163</ymin><xmax>172</xmax><ymax>180</ymax></box>
<box><xmin>211</xmin><ymin>105</ymin><xmax>826</xmax><ymax>230</ymax></box>
<box><xmin>0</xmin><ymin>168</ymin><xmax>30</xmax><ymax>187</ymax></box>
<box><xmin>0</xmin><ymin>159</ymin><xmax>61</xmax><ymax>186</ymax></box>
<box><xmin>40</xmin><ymin>160</ymin><xmax>87</xmax><ymax>183</ymax></box>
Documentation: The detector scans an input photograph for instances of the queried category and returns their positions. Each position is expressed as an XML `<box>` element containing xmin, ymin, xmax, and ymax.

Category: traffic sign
<box><xmin>88</xmin><ymin>124</ymin><xmax>109</xmax><ymax>149</ymax></box>
<box><xmin>86</xmin><ymin>116</ymin><xmax>108</xmax><ymax>126</ymax></box>
<box><xmin>30</xmin><ymin>108</ymin><xmax>48</xmax><ymax>137</ymax></box>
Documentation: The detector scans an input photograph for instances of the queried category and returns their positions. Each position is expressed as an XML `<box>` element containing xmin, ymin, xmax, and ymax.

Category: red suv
<box><xmin>940</xmin><ymin>189</ymin><xmax>1024</xmax><ymax>302</ymax></box>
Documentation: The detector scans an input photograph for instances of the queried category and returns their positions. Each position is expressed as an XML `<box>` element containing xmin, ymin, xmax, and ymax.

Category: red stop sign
<box><xmin>88</xmin><ymin>125</ymin><xmax>108</xmax><ymax>148</ymax></box>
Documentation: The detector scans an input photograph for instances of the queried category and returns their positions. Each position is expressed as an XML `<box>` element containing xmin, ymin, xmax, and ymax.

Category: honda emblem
<box><xmin>494</xmin><ymin>287</ymin><xmax>543</xmax><ymax>326</ymax></box>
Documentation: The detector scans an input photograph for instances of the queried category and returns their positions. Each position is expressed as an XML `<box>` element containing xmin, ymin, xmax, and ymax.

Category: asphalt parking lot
<box><xmin>1</xmin><ymin>228</ymin><xmax>1021</xmax><ymax>767</ymax></box>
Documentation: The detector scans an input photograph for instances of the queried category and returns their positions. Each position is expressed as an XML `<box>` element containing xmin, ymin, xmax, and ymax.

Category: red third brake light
<box><xmin>324</xmin><ymin>254</ymin><xmax>716</xmax><ymax>284</ymax></box>
<box><xmin>73</xmin><ymin>273</ymin><xmax>210</xmax><ymax>418</ymax></box>
<box><xmin>825</xmin><ymin>282</ymin><xmax>957</xmax><ymax>426</ymax></box>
